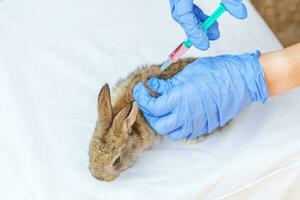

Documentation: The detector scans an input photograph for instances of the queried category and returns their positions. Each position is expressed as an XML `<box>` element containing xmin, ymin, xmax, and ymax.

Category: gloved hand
<box><xmin>169</xmin><ymin>0</ymin><xmax>247</xmax><ymax>50</ymax></box>
<box><xmin>133</xmin><ymin>52</ymin><xmax>269</xmax><ymax>140</ymax></box>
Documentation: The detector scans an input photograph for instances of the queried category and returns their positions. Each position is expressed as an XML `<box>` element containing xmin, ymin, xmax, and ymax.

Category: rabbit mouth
<box><xmin>92</xmin><ymin>173</ymin><xmax>118</xmax><ymax>182</ymax></box>
<box><xmin>104</xmin><ymin>176</ymin><xmax>117</xmax><ymax>182</ymax></box>
<box><xmin>98</xmin><ymin>176</ymin><xmax>116</xmax><ymax>182</ymax></box>
<box><xmin>91</xmin><ymin>168</ymin><xmax>120</xmax><ymax>182</ymax></box>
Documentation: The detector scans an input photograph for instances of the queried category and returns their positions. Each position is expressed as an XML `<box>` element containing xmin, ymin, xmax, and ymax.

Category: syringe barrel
<box><xmin>169</xmin><ymin>42</ymin><xmax>189</xmax><ymax>62</ymax></box>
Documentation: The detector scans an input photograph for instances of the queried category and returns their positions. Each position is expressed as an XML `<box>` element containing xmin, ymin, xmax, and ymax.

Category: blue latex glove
<box><xmin>133</xmin><ymin>52</ymin><xmax>269</xmax><ymax>140</ymax></box>
<box><xmin>169</xmin><ymin>0</ymin><xmax>247</xmax><ymax>50</ymax></box>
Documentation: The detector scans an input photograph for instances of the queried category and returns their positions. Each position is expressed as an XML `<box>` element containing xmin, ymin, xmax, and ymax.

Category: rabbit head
<box><xmin>89</xmin><ymin>84</ymin><xmax>139</xmax><ymax>181</ymax></box>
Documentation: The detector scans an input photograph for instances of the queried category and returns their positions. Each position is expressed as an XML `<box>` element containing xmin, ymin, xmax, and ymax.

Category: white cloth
<box><xmin>2</xmin><ymin>0</ymin><xmax>299</xmax><ymax>199</ymax></box>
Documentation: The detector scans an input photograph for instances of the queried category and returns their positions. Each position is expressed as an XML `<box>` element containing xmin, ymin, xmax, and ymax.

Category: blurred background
<box><xmin>251</xmin><ymin>0</ymin><xmax>300</xmax><ymax>47</ymax></box>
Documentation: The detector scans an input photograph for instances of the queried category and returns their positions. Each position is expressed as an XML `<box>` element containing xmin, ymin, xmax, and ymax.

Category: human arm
<box><xmin>260</xmin><ymin>43</ymin><xmax>300</xmax><ymax>96</ymax></box>
<box><xmin>133</xmin><ymin>43</ymin><xmax>300</xmax><ymax>140</ymax></box>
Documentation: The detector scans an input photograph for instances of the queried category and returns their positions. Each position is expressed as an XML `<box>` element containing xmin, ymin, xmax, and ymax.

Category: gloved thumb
<box><xmin>147</xmin><ymin>78</ymin><xmax>172</xmax><ymax>95</ymax></box>
<box><xmin>133</xmin><ymin>82</ymin><xmax>175</xmax><ymax>116</ymax></box>
<box><xmin>222</xmin><ymin>0</ymin><xmax>247</xmax><ymax>19</ymax></box>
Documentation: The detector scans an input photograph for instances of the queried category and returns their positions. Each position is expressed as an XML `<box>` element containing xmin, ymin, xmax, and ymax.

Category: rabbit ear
<box><xmin>125</xmin><ymin>101</ymin><xmax>139</xmax><ymax>129</ymax></box>
<box><xmin>98</xmin><ymin>83</ymin><xmax>113</xmax><ymax>130</ymax></box>
<box><xmin>113</xmin><ymin>102</ymin><xmax>139</xmax><ymax>135</ymax></box>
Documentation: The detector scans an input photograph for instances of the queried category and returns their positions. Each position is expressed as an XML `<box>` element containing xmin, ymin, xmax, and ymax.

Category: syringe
<box><xmin>160</xmin><ymin>3</ymin><xmax>227</xmax><ymax>71</ymax></box>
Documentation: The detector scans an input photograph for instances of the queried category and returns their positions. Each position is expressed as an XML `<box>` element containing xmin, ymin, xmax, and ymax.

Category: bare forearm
<box><xmin>260</xmin><ymin>43</ymin><xmax>300</xmax><ymax>96</ymax></box>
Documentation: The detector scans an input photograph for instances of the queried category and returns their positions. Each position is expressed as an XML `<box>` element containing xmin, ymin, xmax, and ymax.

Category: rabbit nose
<box><xmin>89</xmin><ymin>167</ymin><xmax>106</xmax><ymax>181</ymax></box>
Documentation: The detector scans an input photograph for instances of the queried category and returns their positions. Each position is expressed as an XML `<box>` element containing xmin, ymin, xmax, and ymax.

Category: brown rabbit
<box><xmin>89</xmin><ymin>58</ymin><xmax>197</xmax><ymax>181</ymax></box>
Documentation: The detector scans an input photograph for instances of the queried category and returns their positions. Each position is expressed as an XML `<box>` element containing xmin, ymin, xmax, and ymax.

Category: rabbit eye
<box><xmin>113</xmin><ymin>156</ymin><xmax>121</xmax><ymax>168</ymax></box>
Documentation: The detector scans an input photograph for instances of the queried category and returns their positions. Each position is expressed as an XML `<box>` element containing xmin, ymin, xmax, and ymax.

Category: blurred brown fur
<box><xmin>251</xmin><ymin>0</ymin><xmax>300</xmax><ymax>46</ymax></box>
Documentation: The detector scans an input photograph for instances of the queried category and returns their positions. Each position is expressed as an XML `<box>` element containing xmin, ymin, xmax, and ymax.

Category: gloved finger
<box><xmin>133</xmin><ymin>82</ymin><xmax>177</xmax><ymax>117</ymax></box>
<box><xmin>151</xmin><ymin>112</ymin><xmax>182</xmax><ymax>135</ymax></box>
<box><xmin>170</xmin><ymin>0</ymin><xmax>210</xmax><ymax>50</ymax></box>
<box><xmin>193</xmin><ymin>4</ymin><xmax>220</xmax><ymax>41</ymax></box>
<box><xmin>133</xmin><ymin>82</ymin><xmax>157</xmax><ymax>116</ymax></box>
<box><xmin>143</xmin><ymin>112</ymin><xmax>182</xmax><ymax>137</ymax></box>
<box><xmin>166</xmin><ymin>127</ymin><xmax>192</xmax><ymax>141</ymax></box>
<box><xmin>184</xmin><ymin>20</ymin><xmax>210</xmax><ymax>50</ymax></box>
<box><xmin>142</xmin><ymin>113</ymin><xmax>159</xmax><ymax>128</ymax></box>
<box><xmin>147</xmin><ymin>78</ymin><xmax>172</xmax><ymax>95</ymax></box>
<box><xmin>222</xmin><ymin>0</ymin><xmax>247</xmax><ymax>19</ymax></box>
<box><xmin>147</xmin><ymin>77</ymin><xmax>183</xmax><ymax>95</ymax></box>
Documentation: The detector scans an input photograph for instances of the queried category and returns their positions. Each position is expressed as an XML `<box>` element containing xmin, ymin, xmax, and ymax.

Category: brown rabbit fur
<box><xmin>89</xmin><ymin>58</ymin><xmax>196</xmax><ymax>181</ymax></box>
